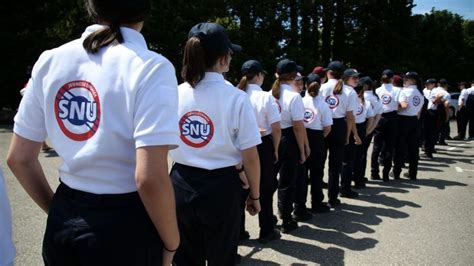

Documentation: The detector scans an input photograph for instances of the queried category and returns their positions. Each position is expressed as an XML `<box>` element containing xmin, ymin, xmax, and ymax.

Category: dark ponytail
<box><xmin>307</xmin><ymin>81</ymin><xmax>321</xmax><ymax>97</ymax></box>
<box><xmin>181</xmin><ymin>37</ymin><xmax>207</xmax><ymax>88</ymax></box>
<box><xmin>83</xmin><ymin>0</ymin><xmax>151</xmax><ymax>54</ymax></box>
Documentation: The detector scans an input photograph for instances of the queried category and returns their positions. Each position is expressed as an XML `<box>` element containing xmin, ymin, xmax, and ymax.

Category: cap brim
<box><xmin>231</xmin><ymin>43</ymin><xmax>242</xmax><ymax>52</ymax></box>
<box><xmin>262</xmin><ymin>70</ymin><xmax>268</xmax><ymax>75</ymax></box>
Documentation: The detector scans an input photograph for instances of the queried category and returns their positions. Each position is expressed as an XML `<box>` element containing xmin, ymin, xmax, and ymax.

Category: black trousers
<box><xmin>371</xmin><ymin>111</ymin><xmax>398</xmax><ymax>178</ymax></box>
<box><xmin>439</xmin><ymin>120</ymin><xmax>450</xmax><ymax>142</ymax></box>
<box><xmin>342</xmin><ymin>122</ymin><xmax>367</xmax><ymax>187</ymax></box>
<box><xmin>468</xmin><ymin>107</ymin><xmax>474</xmax><ymax>138</ymax></box>
<box><xmin>275</xmin><ymin>127</ymin><xmax>300</xmax><ymax>221</ymax></box>
<box><xmin>43</xmin><ymin>182</ymin><xmax>163</xmax><ymax>266</ymax></box>
<box><xmin>294</xmin><ymin>163</ymin><xmax>308</xmax><ymax>212</ymax></box>
<box><xmin>324</xmin><ymin>118</ymin><xmax>346</xmax><ymax>202</ymax></box>
<box><xmin>457</xmin><ymin>108</ymin><xmax>468</xmax><ymax>138</ymax></box>
<box><xmin>393</xmin><ymin>116</ymin><xmax>420</xmax><ymax>178</ymax></box>
<box><xmin>423</xmin><ymin>110</ymin><xmax>438</xmax><ymax>153</ymax></box>
<box><xmin>171</xmin><ymin>163</ymin><xmax>242</xmax><ymax>266</ymax></box>
<box><xmin>305</xmin><ymin>129</ymin><xmax>326</xmax><ymax>206</ymax></box>
<box><xmin>257</xmin><ymin>135</ymin><xmax>278</xmax><ymax>235</ymax></box>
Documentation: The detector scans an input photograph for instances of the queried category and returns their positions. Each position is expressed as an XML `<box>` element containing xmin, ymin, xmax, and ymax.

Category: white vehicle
<box><xmin>448</xmin><ymin>92</ymin><xmax>460</xmax><ymax>119</ymax></box>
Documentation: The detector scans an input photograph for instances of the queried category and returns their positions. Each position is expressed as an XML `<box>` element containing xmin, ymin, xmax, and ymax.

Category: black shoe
<box><xmin>281</xmin><ymin>220</ymin><xmax>298</xmax><ymax>233</ymax></box>
<box><xmin>353</xmin><ymin>183</ymin><xmax>366</xmax><ymax>189</ymax></box>
<box><xmin>340</xmin><ymin>189</ymin><xmax>359</xmax><ymax>198</ymax></box>
<box><xmin>433</xmin><ymin>149</ymin><xmax>437</xmax><ymax>153</ymax></box>
<box><xmin>391</xmin><ymin>171</ymin><xmax>400</xmax><ymax>180</ymax></box>
<box><xmin>271</xmin><ymin>215</ymin><xmax>278</xmax><ymax>227</ymax></box>
<box><xmin>239</xmin><ymin>230</ymin><xmax>250</xmax><ymax>241</ymax></box>
<box><xmin>363</xmin><ymin>177</ymin><xmax>369</xmax><ymax>183</ymax></box>
<box><xmin>311</xmin><ymin>203</ymin><xmax>331</xmax><ymax>213</ymax></box>
<box><xmin>328</xmin><ymin>199</ymin><xmax>341</xmax><ymax>208</ymax></box>
<box><xmin>235</xmin><ymin>254</ymin><xmax>242</xmax><ymax>264</ymax></box>
<box><xmin>452</xmin><ymin>135</ymin><xmax>464</xmax><ymax>140</ymax></box>
<box><xmin>424</xmin><ymin>152</ymin><xmax>434</xmax><ymax>159</ymax></box>
<box><xmin>258</xmin><ymin>228</ymin><xmax>281</xmax><ymax>244</ymax></box>
<box><xmin>370</xmin><ymin>174</ymin><xmax>381</xmax><ymax>180</ymax></box>
<box><xmin>322</xmin><ymin>181</ymin><xmax>328</xmax><ymax>189</ymax></box>
<box><xmin>438</xmin><ymin>141</ymin><xmax>448</xmax><ymax>146</ymax></box>
<box><xmin>382</xmin><ymin>175</ymin><xmax>390</xmax><ymax>182</ymax></box>
<box><xmin>292</xmin><ymin>209</ymin><xmax>313</xmax><ymax>221</ymax></box>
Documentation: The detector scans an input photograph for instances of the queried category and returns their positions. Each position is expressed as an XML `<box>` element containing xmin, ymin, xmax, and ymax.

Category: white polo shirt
<box><xmin>302</xmin><ymin>94</ymin><xmax>333</xmax><ymax>130</ymax></box>
<box><xmin>14</xmin><ymin>25</ymin><xmax>180</xmax><ymax>194</ymax></box>
<box><xmin>320</xmin><ymin>80</ymin><xmax>359</xmax><ymax>119</ymax></box>
<box><xmin>427</xmin><ymin>87</ymin><xmax>450</xmax><ymax>110</ymax></box>
<box><xmin>423</xmin><ymin>88</ymin><xmax>430</xmax><ymax>99</ymax></box>
<box><xmin>364</xmin><ymin>91</ymin><xmax>383</xmax><ymax>115</ymax></box>
<box><xmin>459</xmin><ymin>87</ymin><xmax>474</xmax><ymax>106</ymax></box>
<box><xmin>354</xmin><ymin>99</ymin><xmax>375</xmax><ymax>124</ymax></box>
<box><xmin>170</xmin><ymin>73</ymin><xmax>261</xmax><ymax>170</ymax></box>
<box><xmin>278</xmin><ymin>84</ymin><xmax>305</xmax><ymax>129</ymax></box>
<box><xmin>245</xmin><ymin>84</ymin><xmax>281</xmax><ymax>136</ymax></box>
<box><xmin>376</xmin><ymin>83</ymin><xmax>401</xmax><ymax>113</ymax></box>
<box><xmin>0</xmin><ymin>166</ymin><xmax>15</xmax><ymax>266</ymax></box>
<box><xmin>398</xmin><ymin>86</ymin><xmax>424</xmax><ymax>116</ymax></box>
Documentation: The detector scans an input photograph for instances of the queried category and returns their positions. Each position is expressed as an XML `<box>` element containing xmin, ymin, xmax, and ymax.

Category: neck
<box><xmin>97</xmin><ymin>20</ymin><xmax>144</xmax><ymax>32</ymax></box>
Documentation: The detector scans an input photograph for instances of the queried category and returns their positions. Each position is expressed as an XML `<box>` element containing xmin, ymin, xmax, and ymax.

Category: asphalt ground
<box><xmin>1</xmin><ymin>121</ymin><xmax>473</xmax><ymax>265</ymax></box>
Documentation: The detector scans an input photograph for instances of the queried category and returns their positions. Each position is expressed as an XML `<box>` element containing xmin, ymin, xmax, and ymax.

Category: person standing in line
<box><xmin>237</xmin><ymin>59</ymin><xmax>282</xmax><ymax>243</ymax></box>
<box><xmin>300</xmin><ymin>73</ymin><xmax>332</xmax><ymax>213</ymax></box>
<box><xmin>371</xmin><ymin>69</ymin><xmax>401</xmax><ymax>182</ymax></box>
<box><xmin>437</xmin><ymin>79</ymin><xmax>452</xmax><ymax>145</ymax></box>
<box><xmin>422</xmin><ymin>78</ymin><xmax>438</xmax><ymax>154</ymax></box>
<box><xmin>393</xmin><ymin>72</ymin><xmax>424</xmax><ymax>180</ymax></box>
<box><xmin>424</xmin><ymin>79</ymin><xmax>450</xmax><ymax>158</ymax></box>
<box><xmin>347</xmin><ymin>77</ymin><xmax>375</xmax><ymax>189</ymax></box>
<box><xmin>271</xmin><ymin>59</ymin><xmax>310</xmax><ymax>233</ymax></box>
<box><xmin>454</xmin><ymin>82</ymin><xmax>468</xmax><ymax>140</ymax></box>
<box><xmin>360</xmin><ymin>76</ymin><xmax>382</xmax><ymax>186</ymax></box>
<box><xmin>7</xmin><ymin>1</ymin><xmax>181</xmax><ymax>265</ymax></box>
<box><xmin>320</xmin><ymin>62</ymin><xmax>361</xmax><ymax>207</ymax></box>
<box><xmin>169</xmin><ymin>23</ymin><xmax>262</xmax><ymax>265</ymax></box>
<box><xmin>0</xmin><ymin>166</ymin><xmax>15</xmax><ymax>266</ymax></box>
<box><xmin>313</xmin><ymin>66</ymin><xmax>327</xmax><ymax>84</ymax></box>
<box><xmin>462</xmin><ymin>81</ymin><xmax>474</xmax><ymax>140</ymax></box>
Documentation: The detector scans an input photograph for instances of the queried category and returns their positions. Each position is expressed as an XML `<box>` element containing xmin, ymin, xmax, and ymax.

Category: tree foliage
<box><xmin>1</xmin><ymin>0</ymin><xmax>473</xmax><ymax>109</ymax></box>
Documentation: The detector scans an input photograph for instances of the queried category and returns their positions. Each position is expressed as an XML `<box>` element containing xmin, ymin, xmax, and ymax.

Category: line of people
<box><xmin>4</xmin><ymin>1</ymin><xmax>474</xmax><ymax>265</ymax></box>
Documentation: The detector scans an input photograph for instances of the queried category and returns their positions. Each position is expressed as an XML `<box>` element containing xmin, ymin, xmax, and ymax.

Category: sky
<box><xmin>413</xmin><ymin>0</ymin><xmax>474</xmax><ymax>20</ymax></box>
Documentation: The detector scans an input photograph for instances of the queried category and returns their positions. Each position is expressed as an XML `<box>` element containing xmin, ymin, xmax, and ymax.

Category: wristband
<box><xmin>248</xmin><ymin>195</ymin><xmax>260</xmax><ymax>201</ymax></box>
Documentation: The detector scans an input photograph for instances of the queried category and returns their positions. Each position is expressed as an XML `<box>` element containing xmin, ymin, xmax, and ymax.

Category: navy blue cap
<box><xmin>325</xmin><ymin>61</ymin><xmax>345</xmax><ymax>72</ymax></box>
<box><xmin>188</xmin><ymin>22</ymin><xmax>242</xmax><ymax>53</ymax></box>
<box><xmin>343</xmin><ymin>68</ymin><xmax>361</xmax><ymax>78</ymax></box>
<box><xmin>358</xmin><ymin>76</ymin><xmax>374</xmax><ymax>87</ymax></box>
<box><xmin>425</xmin><ymin>78</ymin><xmax>437</xmax><ymax>84</ymax></box>
<box><xmin>403</xmin><ymin>71</ymin><xmax>419</xmax><ymax>80</ymax></box>
<box><xmin>439</xmin><ymin>78</ymin><xmax>448</xmax><ymax>85</ymax></box>
<box><xmin>382</xmin><ymin>69</ymin><xmax>394</xmax><ymax>78</ymax></box>
<box><xmin>241</xmin><ymin>60</ymin><xmax>267</xmax><ymax>75</ymax></box>
<box><xmin>276</xmin><ymin>59</ymin><xmax>298</xmax><ymax>75</ymax></box>
<box><xmin>306</xmin><ymin>73</ymin><xmax>321</xmax><ymax>85</ymax></box>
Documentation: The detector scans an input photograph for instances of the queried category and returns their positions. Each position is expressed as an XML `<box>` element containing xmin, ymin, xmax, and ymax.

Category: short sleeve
<box><xmin>14</xmin><ymin>75</ymin><xmax>48</xmax><ymax>142</ymax></box>
<box><xmin>290</xmin><ymin>94</ymin><xmax>305</xmax><ymax>121</ymax></box>
<box><xmin>366</xmin><ymin>101</ymin><xmax>375</xmax><ymax>118</ymax></box>
<box><xmin>399</xmin><ymin>91</ymin><xmax>408</xmax><ymax>103</ymax></box>
<box><xmin>443</xmin><ymin>92</ymin><xmax>451</xmax><ymax>101</ymax></box>
<box><xmin>236</xmin><ymin>96</ymin><xmax>262</xmax><ymax>150</ymax></box>
<box><xmin>266</xmin><ymin>94</ymin><xmax>281</xmax><ymax>125</ymax></box>
<box><xmin>321</xmin><ymin>102</ymin><xmax>333</xmax><ymax>127</ymax></box>
<box><xmin>133</xmin><ymin>60</ymin><xmax>180</xmax><ymax>149</ymax></box>
<box><xmin>347</xmin><ymin>90</ymin><xmax>359</xmax><ymax>112</ymax></box>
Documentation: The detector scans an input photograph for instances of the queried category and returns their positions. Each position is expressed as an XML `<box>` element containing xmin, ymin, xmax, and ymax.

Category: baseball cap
<box><xmin>358</xmin><ymin>76</ymin><xmax>373</xmax><ymax>87</ymax></box>
<box><xmin>439</xmin><ymin>78</ymin><xmax>448</xmax><ymax>85</ymax></box>
<box><xmin>276</xmin><ymin>59</ymin><xmax>298</xmax><ymax>75</ymax></box>
<box><xmin>306</xmin><ymin>73</ymin><xmax>321</xmax><ymax>85</ymax></box>
<box><xmin>241</xmin><ymin>60</ymin><xmax>267</xmax><ymax>75</ymax></box>
<box><xmin>325</xmin><ymin>61</ymin><xmax>345</xmax><ymax>72</ymax></box>
<box><xmin>312</xmin><ymin>66</ymin><xmax>326</xmax><ymax>76</ymax></box>
<box><xmin>382</xmin><ymin>69</ymin><xmax>394</xmax><ymax>78</ymax></box>
<box><xmin>425</xmin><ymin>78</ymin><xmax>437</xmax><ymax>84</ymax></box>
<box><xmin>188</xmin><ymin>22</ymin><xmax>242</xmax><ymax>53</ymax></box>
<box><xmin>343</xmin><ymin>68</ymin><xmax>361</xmax><ymax>78</ymax></box>
<box><xmin>403</xmin><ymin>72</ymin><xmax>419</xmax><ymax>80</ymax></box>
<box><xmin>295</xmin><ymin>72</ymin><xmax>305</xmax><ymax>81</ymax></box>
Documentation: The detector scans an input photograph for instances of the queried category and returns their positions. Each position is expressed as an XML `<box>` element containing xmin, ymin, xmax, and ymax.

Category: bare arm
<box><xmin>323</xmin><ymin>126</ymin><xmax>331</xmax><ymax>138</ymax></box>
<box><xmin>346</xmin><ymin>111</ymin><xmax>361</xmax><ymax>145</ymax></box>
<box><xmin>270</xmin><ymin>122</ymin><xmax>281</xmax><ymax>162</ymax></box>
<box><xmin>365</xmin><ymin>117</ymin><xmax>375</xmax><ymax>137</ymax></box>
<box><xmin>241</xmin><ymin>146</ymin><xmax>261</xmax><ymax>215</ymax></box>
<box><xmin>292</xmin><ymin>120</ymin><xmax>310</xmax><ymax>163</ymax></box>
<box><xmin>7</xmin><ymin>134</ymin><xmax>53</xmax><ymax>213</ymax></box>
<box><xmin>135</xmin><ymin>146</ymin><xmax>180</xmax><ymax>261</ymax></box>
<box><xmin>367</xmin><ymin>114</ymin><xmax>381</xmax><ymax>135</ymax></box>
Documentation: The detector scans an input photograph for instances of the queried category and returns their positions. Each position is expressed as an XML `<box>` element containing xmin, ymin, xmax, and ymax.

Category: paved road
<box><xmin>1</xmin><ymin>121</ymin><xmax>473</xmax><ymax>265</ymax></box>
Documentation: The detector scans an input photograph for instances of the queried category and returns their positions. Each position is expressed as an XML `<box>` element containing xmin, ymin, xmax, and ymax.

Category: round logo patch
<box><xmin>413</xmin><ymin>95</ymin><xmax>421</xmax><ymax>106</ymax></box>
<box><xmin>356</xmin><ymin>105</ymin><xmax>364</xmax><ymax>116</ymax></box>
<box><xmin>54</xmin><ymin>80</ymin><xmax>101</xmax><ymax>141</ymax></box>
<box><xmin>304</xmin><ymin>108</ymin><xmax>316</xmax><ymax>123</ymax></box>
<box><xmin>325</xmin><ymin>95</ymin><xmax>340</xmax><ymax>109</ymax></box>
<box><xmin>381</xmin><ymin>94</ymin><xmax>392</xmax><ymax>105</ymax></box>
<box><xmin>179</xmin><ymin>111</ymin><xmax>214</xmax><ymax>148</ymax></box>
